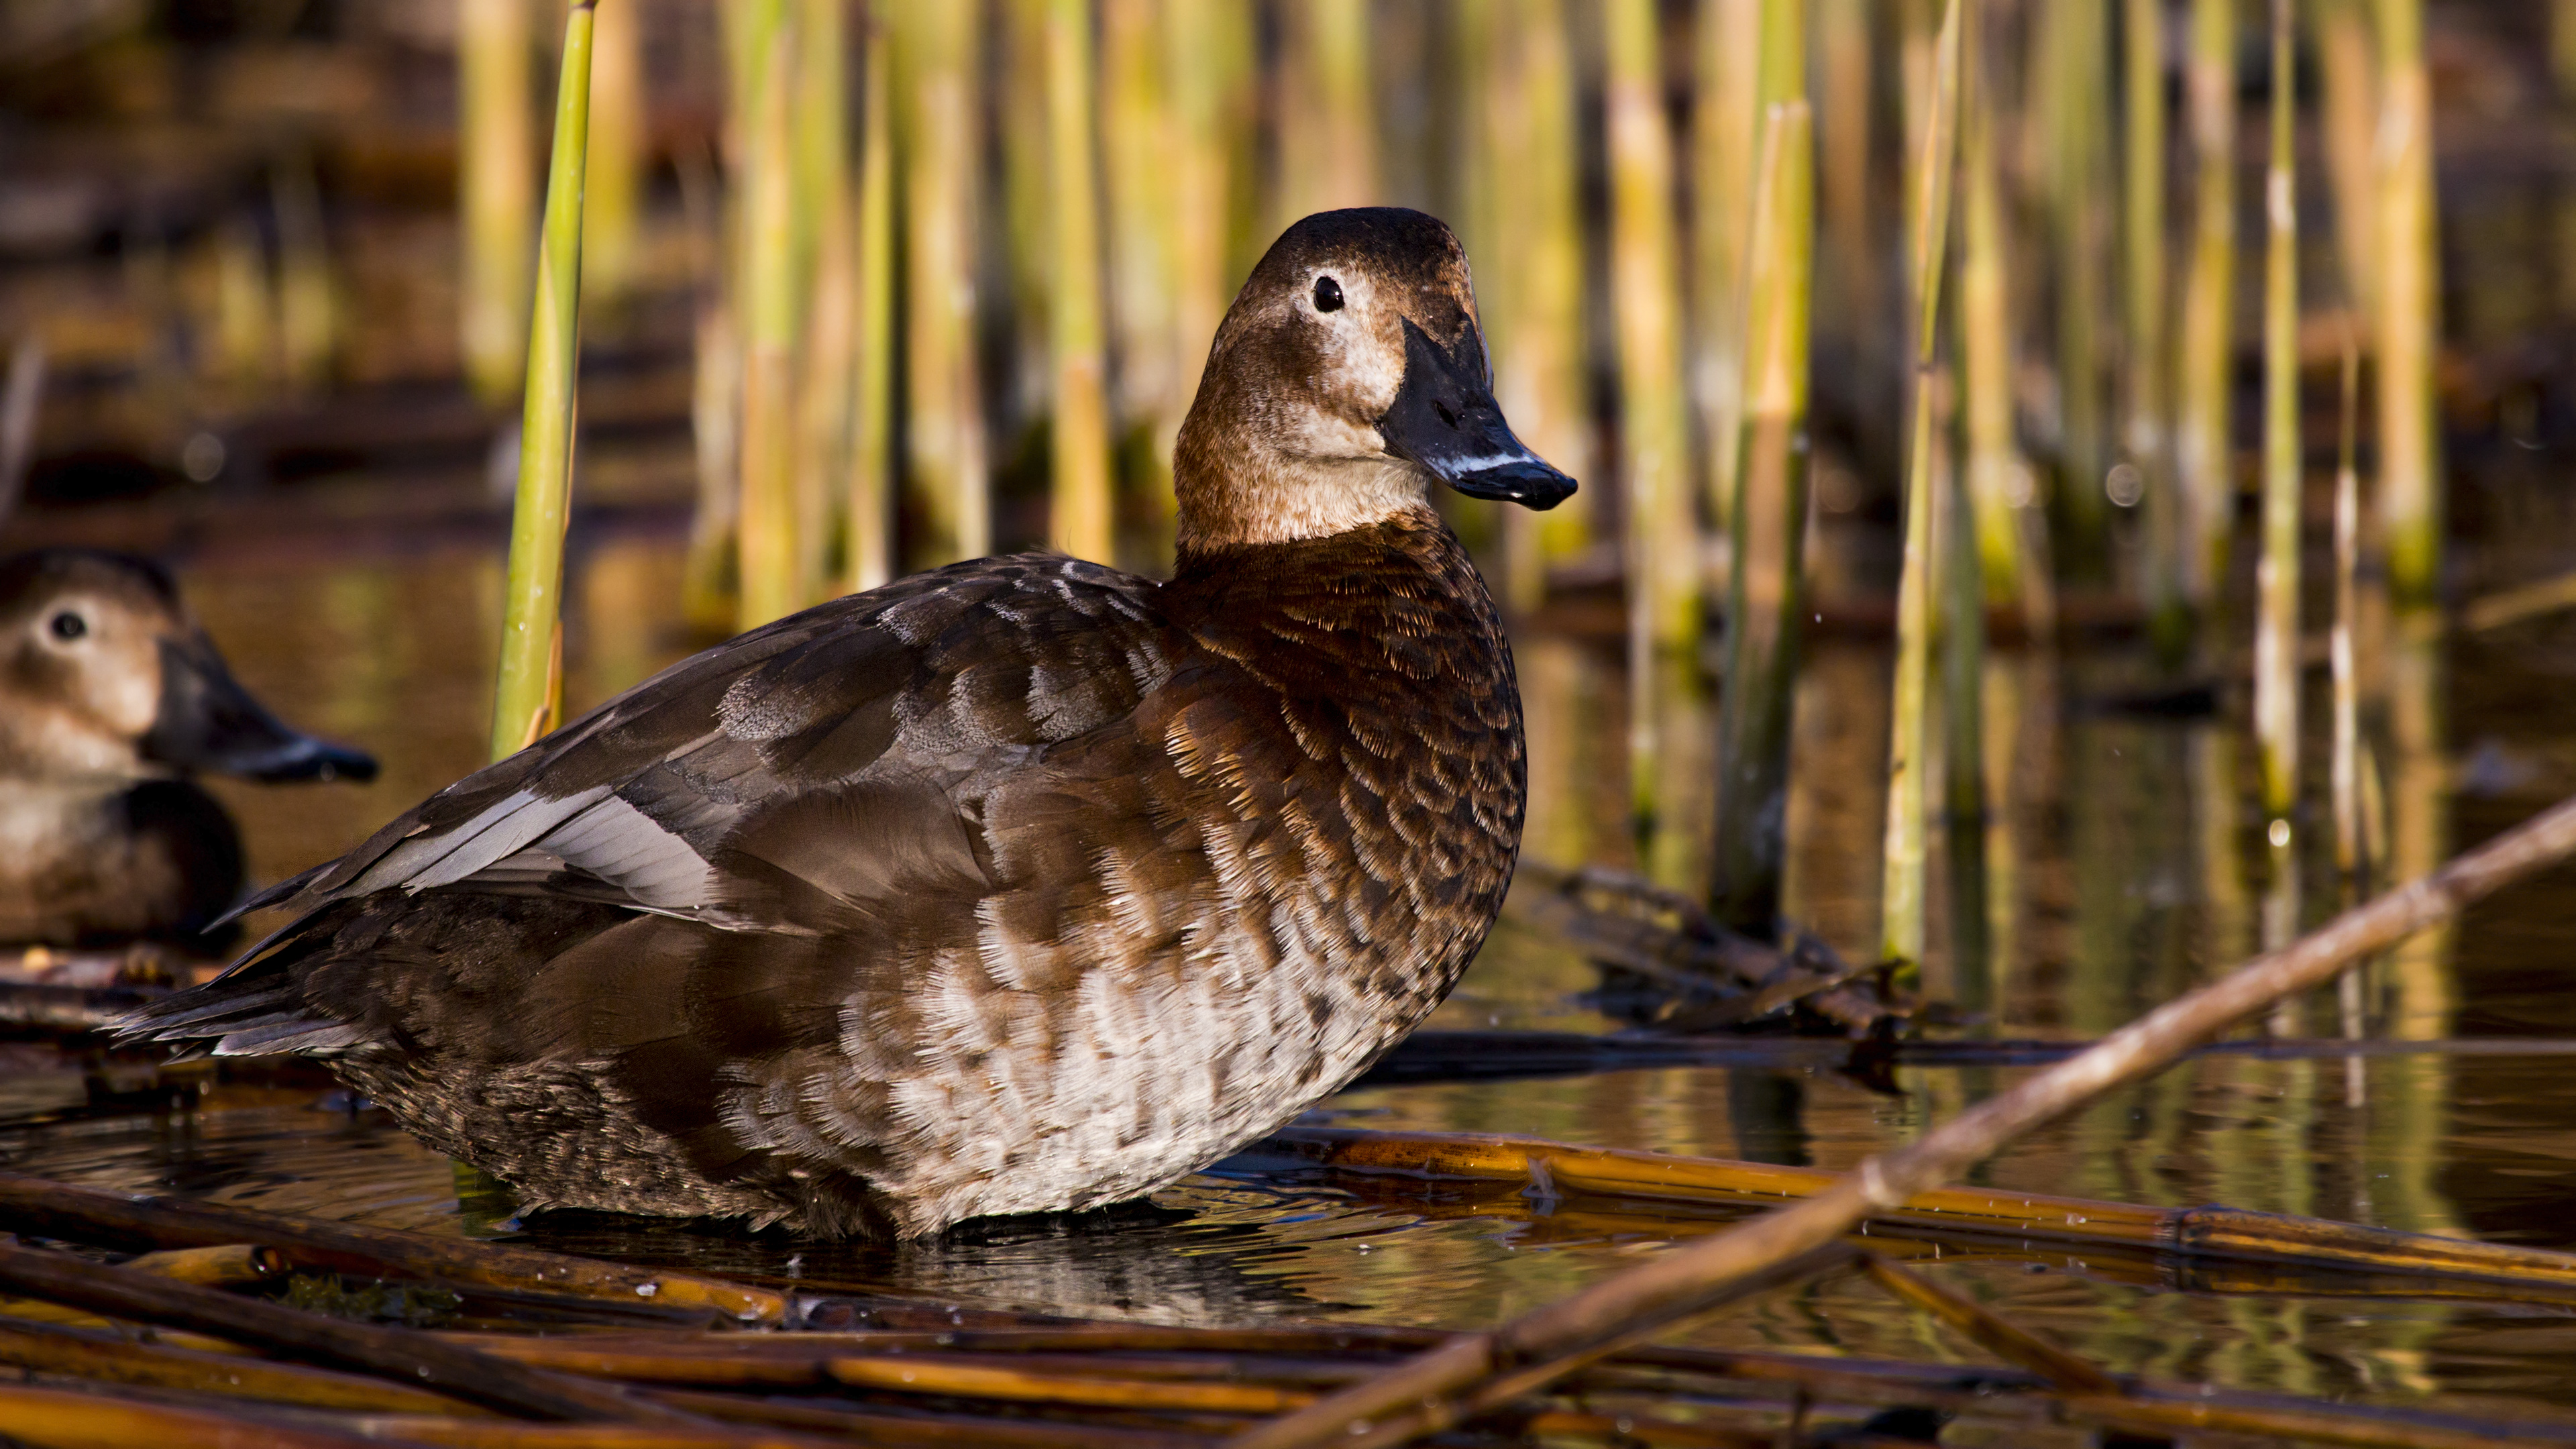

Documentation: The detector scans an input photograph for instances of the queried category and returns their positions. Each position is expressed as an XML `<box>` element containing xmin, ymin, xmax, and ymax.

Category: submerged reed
<box><xmin>488</xmin><ymin>0</ymin><xmax>596</xmax><ymax>761</ymax></box>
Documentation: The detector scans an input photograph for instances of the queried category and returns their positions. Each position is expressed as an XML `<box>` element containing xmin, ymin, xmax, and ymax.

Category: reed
<box><xmin>1693</xmin><ymin>0</ymin><xmax>1760</xmax><ymax>547</ymax></box>
<box><xmin>2316</xmin><ymin>0</ymin><xmax>2379</xmax><ymax>333</ymax></box>
<box><xmin>1163</xmin><ymin>0</ymin><xmax>1249</xmax><ymax>557</ymax></box>
<box><xmin>1957</xmin><ymin>0</ymin><xmax>2025</xmax><ymax>615</ymax></box>
<box><xmin>898</xmin><ymin>0</ymin><xmax>990</xmax><ymax>565</ymax></box>
<box><xmin>1046</xmin><ymin>0</ymin><xmax>1114</xmax><ymax>562</ymax></box>
<box><xmin>0</xmin><ymin>334</ymin><xmax>44</xmax><ymax>524</ymax></box>
<box><xmin>1708</xmin><ymin>79</ymin><xmax>1813</xmax><ymax>937</ymax></box>
<box><xmin>460</xmin><ymin>0</ymin><xmax>535</xmax><ymax>410</ymax></box>
<box><xmin>1234</xmin><ymin>785</ymin><xmax>2576</xmax><ymax>1446</ymax></box>
<box><xmin>848</xmin><ymin>2</ymin><xmax>896</xmax><ymax>593</ymax></box>
<box><xmin>1485</xmin><ymin>0</ymin><xmax>1590</xmax><ymax>612</ymax></box>
<box><xmin>2175</xmin><ymin>0</ymin><xmax>2237</xmax><ymax>620</ymax></box>
<box><xmin>488</xmin><ymin>0</ymin><xmax>597</xmax><ymax>761</ymax></box>
<box><xmin>2375</xmin><ymin>0</ymin><xmax>2441</xmax><ymax>606</ymax></box>
<box><xmin>1277</xmin><ymin>0</ymin><xmax>1377</xmax><ymax>225</ymax></box>
<box><xmin>2561</xmin><ymin>1</ymin><xmax>2576</xmax><ymax>100</ymax></box>
<box><xmin>792</xmin><ymin>0</ymin><xmax>854</xmax><ymax>605</ymax></box>
<box><xmin>1816</xmin><ymin>0</ymin><xmax>1876</xmax><ymax>352</ymax></box>
<box><xmin>273</xmin><ymin>154</ymin><xmax>335</xmax><ymax>393</ymax></box>
<box><xmin>580</xmin><ymin>0</ymin><xmax>643</xmax><ymax>315</ymax></box>
<box><xmin>2123</xmin><ymin>0</ymin><xmax>2180</xmax><ymax>635</ymax></box>
<box><xmin>1880</xmin><ymin>0</ymin><xmax>1964</xmax><ymax>975</ymax></box>
<box><xmin>2254</xmin><ymin>0</ymin><xmax>2301</xmax><ymax>823</ymax></box>
<box><xmin>0</xmin><ymin>1322</ymin><xmax>471</xmax><ymax>1416</ymax></box>
<box><xmin>2039</xmin><ymin>0</ymin><xmax>2112</xmax><ymax>568</ymax></box>
<box><xmin>733</xmin><ymin>1</ymin><xmax>802</xmax><ymax>629</ymax></box>
<box><xmin>1102</xmin><ymin>0</ymin><xmax>1176</xmax><ymax>554</ymax></box>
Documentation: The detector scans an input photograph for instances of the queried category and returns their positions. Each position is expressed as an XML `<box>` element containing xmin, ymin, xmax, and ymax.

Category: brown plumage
<box><xmin>0</xmin><ymin>549</ymin><xmax>374</xmax><ymax>953</ymax></box>
<box><xmin>125</xmin><ymin>209</ymin><xmax>1575</xmax><ymax>1238</ymax></box>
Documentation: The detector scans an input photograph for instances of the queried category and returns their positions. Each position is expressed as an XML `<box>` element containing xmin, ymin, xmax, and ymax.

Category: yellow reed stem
<box><xmin>1694</xmin><ymin>0</ymin><xmax>1761</xmax><ymax>546</ymax></box>
<box><xmin>2375</xmin><ymin>0</ymin><xmax>2440</xmax><ymax>606</ymax></box>
<box><xmin>2330</xmin><ymin>335</ymin><xmax>2365</xmax><ymax>888</ymax></box>
<box><xmin>2124</xmin><ymin>0</ymin><xmax>2180</xmax><ymax>635</ymax></box>
<box><xmin>2041</xmin><ymin>0</ymin><xmax>2112</xmax><ymax>567</ymax></box>
<box><xmin>489</xmin><ymin>0</ymin><xmax>596</xmax><ymax>761</ymax></box>
<box><xmin>1817</xmin><ymin>0</ymin><xmax>1876</xmax><ymax>349</ymax></box>
<box><xmin>1046</xmin><ymin>0</ymin><xmax>1114</xmax><ymax>562</ymax></box>
<box><xmin>794</xmin><ymin>0</ymin><xmax>853</xmax><ymax>604</ymax></box>
<box><xmin>2176</xmin><ymin>0</ymin><xmax>2238</xmax><ymax>616</ymax></box>
<box><xmin>1957</xmin><ymin>0</ymin><xmax>2024</xmax><ymax>615</ymax></box>
<box><xmin>848</xmin><ymin>1</ymin><xmax>896</xmax><ymax>592</ymax></box>
<box><xmin>1882</xmin><ymin>0</ymin><xmax>1964</xmax><ymax>974</ymax></box>
<box><xmin>1487</xmin><ymin>0</ymin><xmax>1591</xmax><ymax>612</ymax></box>
<box><xmin>735</xmin><ymin>1</ymin><xmax>801</xmax><ymax>628</ymax></box>
<box><xmin>2255</xmin><ymin>0</ymin><xmax>2301</xmax><ymax>822</ymax></box>
<box><xmin>460</xmin><ymin>0</ymin><xmax>534</xmax><ymax>409</ymax></box>
<box><xmin>1710</xmin><ymin>87</ymin><xmax>1815</xmax><ymax>936</ymax></box>
<box><xmin>1278</xmin><ymin>0</ymin><xmax>1377</xmax><ymax>224</ymax></box>
<box><xmin>1102</xmin><ymin>0</ymin><xmax>1177</xmax><ymax>548</ymax></box>
<box><xmin>898</xmin><ymin>0</ymin><xmax>990</xmax><ymax>564</ymax></box>
<box><xmin>581</xmin><ymin>0</ymin><xmax>643</xmax><ymax>313</ymax></box>
<box><xmin>2314</xmin><ymin>0</ymin><xmax>2378</xmax><ymax>331</ymax></box>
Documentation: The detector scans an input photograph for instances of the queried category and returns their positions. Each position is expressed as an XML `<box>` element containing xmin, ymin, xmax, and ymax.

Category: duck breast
<box><xmin>125</xmin><ymin>209</ymin><xmax>1575</xmax><ymax>1238</ymax></box>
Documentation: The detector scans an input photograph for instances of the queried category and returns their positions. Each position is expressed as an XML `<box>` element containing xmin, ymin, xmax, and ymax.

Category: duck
<box><xmin>0</xmin><ymin>549</ymin><xmax>378</xmax><ymax>956</ymax></box>
<box><xmin>123</xmin><ymin>208</ymin><xmax>1576</xmax><ymax>1239</ymax></box>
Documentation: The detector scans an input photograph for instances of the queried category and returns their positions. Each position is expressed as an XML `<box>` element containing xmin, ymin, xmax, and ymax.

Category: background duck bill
<box><xmin>142</xmin><ymin>633</ymin><xmax>380</xmax><ymax>784</ymax></box>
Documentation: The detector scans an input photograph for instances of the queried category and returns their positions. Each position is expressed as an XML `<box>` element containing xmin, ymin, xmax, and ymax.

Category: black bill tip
<box><xmin>1445</xmin><ymin>456</ymin><xmax>1579</xmax><ymax>511</ymax></box>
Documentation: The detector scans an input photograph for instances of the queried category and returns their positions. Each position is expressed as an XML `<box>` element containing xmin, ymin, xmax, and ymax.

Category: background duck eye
<box><xmin>1312</xmin><ymin>275</ymin><xmax>1344</xmax><ymax>313</ymax></box>
<box><xmin>48</xmin><ymin>610</ymin><xmax>87</xmax><ymax>642</ymax></box>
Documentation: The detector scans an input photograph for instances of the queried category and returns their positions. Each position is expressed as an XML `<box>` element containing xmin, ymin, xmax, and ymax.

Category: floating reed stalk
<box><xmin>733</xmin><ymin>1</ymin><xmax>802</xmax><ymax>628</ymax></box>
<box><xmin>1605</xmin><ymin>0</ymin><xmax>1695</xmax><ymax>862</ymax></box>
<box><xmin>1880</xmin><ymin>0</ymin><xmax>1963</xmax><ymax>974</ymax></box>
<box><xmin>792</xmin><ymin>0</ymin><xmax>853</xmax><ymax>606</ymax></box>
<box><xmin>1487</xmin><ymin>0</ymin><xmax>1589</xmax><ymax>612</ymax></box>
<box><xmin>1956</xmin><ymin>0</ymin><xmax>2025</xmax><ymax>615</ymax></box>
<box><xmin>2255</xmin><ymin>0</ymin><xmax>2301</xmax><ymax>822</ymax></box>
<box><xmin>0</xmin><ymin>1322</ymin><xmax>470</xmax><ymax>1416</ymax></box>
<box><xmin>1709</xmin><ymin>83</ymin><xmax>1814</xmax><ymax>938</ymax></box>
<box><xmin>460</xmin><ymin>0</ymin><xmax>535</xmax><ymax>409</ymax></box>
<box><xmin>2123</xmin><ymin>0</ymin><xmax>2180</xmax><ymax>631</ymax></box>
<box><xmin>848</xmin><ymin>1</ymin><xmax>896</xmax><ymax>593</ymax></box>
<box><xmin>580</xmin><ymin>0</ymin><xmax>642</xmax><ymax>314</ymax></box>
<box><xmin>2375</xmin><ymin>0</ymin><xmax>2441</xmax><ymax>606</ymax></box>
<box><xmin>1230</xmin><ymin>788</ymin><xmax>2576</xmax><ymax>1449</ymax></box>
<box><xmin>489</xmin><ymin>0</ymin><xmax>596</xmax><ymax>761</ymax></box>
<box><xmin>1859</xmin><ymin>1254</ymin><xmax>2122</xmax><ymax>1394</ymax></box>
<box><xmin>1046</xmin><ymin>0</ymin><xmax>1114</xmax><ymax>562</ymax></box>
<box><xmin>2176</xmin><ymin>0</ymin><xmax>2237</xmax><ymax>616</ymax></box>
<box><xmin>898</xmin><ymin>0</ymin><xmax>989</xmax><ymax>565</ymax></box>
<box><xmin>1693</xmin><ymin>0</ymin><xmax>1759</xmax><ymax>547</ymax></box>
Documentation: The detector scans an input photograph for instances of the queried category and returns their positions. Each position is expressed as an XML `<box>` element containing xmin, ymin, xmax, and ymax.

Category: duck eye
<box><xmin>1312</xmin><ymin>276</ymin><xmax>1344</xmax><ymax>313</ymax></box>
<box><xmin>48</xmin><ymin>610</ymin><xmax>86</xmax><ymax>642</ymax></box>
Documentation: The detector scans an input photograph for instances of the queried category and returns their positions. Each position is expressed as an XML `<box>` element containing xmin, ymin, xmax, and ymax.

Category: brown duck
<box><xmin>127</xmin><ymin>209</ymin><xmax>1575</xmax><ymax>1238</ymax></box>
<box><xmin>0</xmin><ymin>549</ymin><xmax>375</xmax><ymax>954</ymax></box>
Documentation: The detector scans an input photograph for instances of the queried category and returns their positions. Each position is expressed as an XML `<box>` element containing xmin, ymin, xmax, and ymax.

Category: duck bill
<box><xmin>1379</xmin><ymin>319</ymin><xmax>1578</xmax><ymax>511</ymax></box>
<box><xmin>142</xmin><ymin>633</ymin><xmax>378</xmax><ymax>784</ymax></box>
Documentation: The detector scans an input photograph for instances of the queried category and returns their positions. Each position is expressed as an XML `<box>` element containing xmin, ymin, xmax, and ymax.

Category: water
<box><xmin>9</xmin><ymin>502</ymin><xmax>2576</xmax><ymax>1427</ymax></box>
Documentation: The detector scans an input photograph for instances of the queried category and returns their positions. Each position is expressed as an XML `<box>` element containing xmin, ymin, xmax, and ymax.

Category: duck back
<box><xmin>131</xmin><ymin>511</ymin><xmax>1522</xmax><ymax>1237</ymax></box>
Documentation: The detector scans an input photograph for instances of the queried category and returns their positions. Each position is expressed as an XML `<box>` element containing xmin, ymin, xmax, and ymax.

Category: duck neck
<box><xmin>1168</xmin><ymin>509</ymin><xmax>1507</xmax><ymax>679</ymax></box>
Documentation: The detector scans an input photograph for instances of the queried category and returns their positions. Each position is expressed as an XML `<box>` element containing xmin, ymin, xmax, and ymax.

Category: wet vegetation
<box><xmin>11</xmin><ymin>0</ymin><xmax>2576</xmax><ymax>1444</ymax></box>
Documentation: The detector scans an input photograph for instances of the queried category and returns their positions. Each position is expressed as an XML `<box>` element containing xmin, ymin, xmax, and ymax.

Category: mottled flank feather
<box><xmin>123</xmin><ymin>527</ymin><xmax>1523</xmax><ymax>1237</ymax></box>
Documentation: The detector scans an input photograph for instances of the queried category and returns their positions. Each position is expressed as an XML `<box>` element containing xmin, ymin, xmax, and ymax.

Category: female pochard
<box><xmin>1</xmin><ymin>549</ymin><xmax>374</xmax><ymax>954</ymax></box>
<box><xmin>129</xmin><ymin>209</ymin><xmax>1574</xmax><ymax>1238</ymax></box>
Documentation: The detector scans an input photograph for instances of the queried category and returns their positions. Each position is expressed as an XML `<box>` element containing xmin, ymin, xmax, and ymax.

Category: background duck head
<box><xmin>0</xmin><ymin>548</ymin><xmax>375</xmax><ymax>952</ymax></box>
<box><xmin>1174</xmin><ymin>207</ymin><xmax>1577</xmax><ymax>550</ymax></box>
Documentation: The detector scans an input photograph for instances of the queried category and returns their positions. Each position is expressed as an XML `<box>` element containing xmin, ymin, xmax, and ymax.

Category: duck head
<box><xmin>1173</xmin><ymin>207</ymin><xmax>1577</xmax><ymax>550</ymax></box>
<box><xmin>0</xmin><ymin>549</ymin><xmax>377</xmax><ymax>787</ymax></box>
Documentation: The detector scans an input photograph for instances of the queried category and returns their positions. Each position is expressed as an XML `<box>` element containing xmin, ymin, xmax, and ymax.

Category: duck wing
<box><xmin>119</xmin><ymin>553</ymin><xmax>1173</xmax><ymax>1062</ymax></box>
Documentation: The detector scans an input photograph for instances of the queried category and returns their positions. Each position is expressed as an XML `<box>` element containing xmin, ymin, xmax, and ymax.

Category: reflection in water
<box><xmin>21</xmin><ymin>531</ymin><xmax>2576</xmax><ymax>1417</ymax></box>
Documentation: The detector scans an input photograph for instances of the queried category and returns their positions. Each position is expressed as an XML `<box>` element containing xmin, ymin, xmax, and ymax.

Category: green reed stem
<box><xmin>460</xmin><ymin>0</ymin><xmax>535</xmax><ymax>410</ymax></box>
<box><xmin>2315</xmin><ymin>0</ymin><xmax>2378</xmax><ymax>335</ymax></box>
<box><xmin>1709</xmin><ymin>91</ymin><xmax>1814</xmax><ymax>936</ymax></box>
<box><xmin>1882</xmin><ymin>0</ymin><xmax>1963</xmax><ymax>973</ymax></box>
<box><xmin>1102</xmin><ymin>0</ymin><xmax>1176</xmax><ymax>555</ymax></box>
<box><xmin>2255</xmin><ymin>0</ymin><xmax>2301</xmax><ymax>822</ymax></box>
<box><xmin>2375</xmin><ymin>0</ymin><xmax>2441</xmax><ymax>606</ymax></box>
<box><xmin>847</xmin><ymin>0</ymin><xmax>896</xmax><ymax>593</ymax></box>
<box><xmin>735</xmin><ymin>0</ymin><xmax>800</xmax><ymax>627</ymax></box>
<box><xmin>490</xmin><ymin>0</ymin><xmax>596</xmax><ymax>762</ymax></box>
<box><xmin>898</xmin><ymin>0</ymin><xmax>989</xmax><ymax>564</ymax></box>
<box><xmin>2041</xmin><ymin>0</ymin><xmax>2112</xmax><ymax>571</ymax></box>
<box><xmin>2176</xmin><ymin>0</ymin><xmax>2237</xmax><ymax>618</ymax></box>
<box><xmin>1694</xmin><ymin>0</ymin><xmax>1761</xmax><ymax>547</ymax></box>
<box><xmin>794</xmin><ymin>0</ymin><xmax>853</xmax><ymax>604</ymax></box>
<box><xmin>1046</xmin><ymin>0</ymin><xmax>1114</xmax><ymax>562</ymax></box>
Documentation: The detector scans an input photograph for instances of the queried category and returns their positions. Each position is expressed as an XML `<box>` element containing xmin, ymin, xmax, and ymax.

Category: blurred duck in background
<box><xmin>0</xmin><ymin>549</ymin><xmax>376</xmax><ymax>957</ymax></box>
